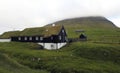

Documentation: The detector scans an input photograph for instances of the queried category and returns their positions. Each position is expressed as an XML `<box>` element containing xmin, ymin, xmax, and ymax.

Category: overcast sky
<box><xmin>0</xmin><ymin>0</ymin><xmax>120</xmax><ymax>34</ymax></box>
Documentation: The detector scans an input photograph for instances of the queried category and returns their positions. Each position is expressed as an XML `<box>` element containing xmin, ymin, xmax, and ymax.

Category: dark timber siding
<box><xmin>11</xmin><ymin>26</ymin><xmax>68</xmax><ymax>43</ymax></box>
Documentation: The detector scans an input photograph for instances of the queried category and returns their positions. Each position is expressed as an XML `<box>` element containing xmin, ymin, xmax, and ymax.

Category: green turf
<box><xmin>0</xmin><ymin>16</ymin><xmax>120</xmax><ymax>73</ymax></box>
<box><xmin>0</xmin><ymin>42</ymin><xmax>120</xmax><ymax>73</ymax></box>
<box><xmin>0</xmin><ymin>52</ymin><xmax>48</xmax><ymax>73</ymax></box>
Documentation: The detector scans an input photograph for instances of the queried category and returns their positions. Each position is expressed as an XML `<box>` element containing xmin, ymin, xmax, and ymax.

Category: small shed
<box><xmin>79</xmin><ymin>34</ymin><xmax>87</xmax><ymax>40</ymax></box>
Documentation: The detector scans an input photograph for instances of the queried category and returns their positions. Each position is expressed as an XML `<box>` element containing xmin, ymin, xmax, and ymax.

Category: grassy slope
<box><xmin>51</xmin><ymin>17</ymin><xmax>120</xmax><ymax>43</ymax></box>
<box><xmin>52</xmin><ymin>16</ymin><xmax>116</xmax><ymax>28</ymax></box>
<box><xmin>0</xmin><ymin>42</ymin><xmax>120</xmax><ymax>73</ymax></box>
<box><xmin>0</xmin><ymin>42</ymin><xmax>49</xmax><ymax>73</ymax></box>
<box><xmin>0</xmin><ymin>52</ymin><xmax>48</xmax><ymax>73</ymax></box>
<box><xmin>0</xmin><ymin>16</ymin><xmax>120</xmax><ymax>73</ymax></box>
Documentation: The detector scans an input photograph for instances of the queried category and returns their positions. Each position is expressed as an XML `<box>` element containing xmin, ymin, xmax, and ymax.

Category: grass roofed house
<box><xmin>11</xmin><ymin>24</ymin><xmax>68</xmax><ymax>50</ymax></box>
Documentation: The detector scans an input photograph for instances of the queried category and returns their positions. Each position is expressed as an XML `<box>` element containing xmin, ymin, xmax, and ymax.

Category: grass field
<box><xmin>0</xmin><ymin>42</ymin><xmax>120</xmax><ymax>73</ymax></box>
<box><xmin>0</xmin><ymin>17</ymin><xmax>120</xmax><ymax>73</ymax></box>
<box><xmin>0</xmin><ymin>49</ymin><xmax>48</xmax><ymax>73</ymax></box>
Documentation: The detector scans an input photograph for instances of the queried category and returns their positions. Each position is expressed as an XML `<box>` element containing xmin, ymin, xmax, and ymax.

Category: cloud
<box><xmin>0</xmin><ymin>0</ymin><xmax>120</xmax><ymax>34</ymax></box>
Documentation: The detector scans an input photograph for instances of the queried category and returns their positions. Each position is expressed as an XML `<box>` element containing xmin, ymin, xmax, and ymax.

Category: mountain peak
<box><xmin>50</xmin><ymin>16</ymin><xmax>116</xmax><ymax>29</ymax></box>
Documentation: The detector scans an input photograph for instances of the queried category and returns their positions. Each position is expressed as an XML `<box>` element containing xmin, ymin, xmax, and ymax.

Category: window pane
<box><xmin>36</xmin><ymin>37</ymin><xmax>39</xmax><ymax>40</ymax></box>
<box><xmin>25</xmin><ymin>37</ymin><xmax>27</xmax><ymax>40</ymax></box>
<box><xmin>18</xmin><ymin>37</ymin><xmax>21</xmax><ymax>40</ymax></box>
<box><xmin>59</xmin><ymin>36</ymin><xmax>61</xmax><ymax>40</ymax></box>
<box><xmin>40</xmin><ymin>37</ymin><xmax>43</xmax><ymax>40</ymax></box>
<box><xmin>29</xmin><ymin>37</ymin><xmax>32</xmax><ymax>40</ymax></box>
<box><xmin>62</xmin><ymin>30</ymin><xmax>64</xmax><ymax>33</ymax></box>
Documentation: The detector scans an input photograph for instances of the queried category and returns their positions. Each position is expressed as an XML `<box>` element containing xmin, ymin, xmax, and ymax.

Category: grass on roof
<box><xmin>43</xmin><ymin>25</ymin><xmax>62</xmax><ymax>37</ymax></box>
<box><xmin>0</xmin><ymin>31</ymin><xmax>21</xmax><ymax>39</ymax></box>
<box><xmin>20</xmin><ymin>27</ymin><xmax>45</xmax><ymax>36</ymax></box>
<box><xmin>0</xmin><ymin>25</ymin><xmax>62</xmax><ymax>38</ymax></box>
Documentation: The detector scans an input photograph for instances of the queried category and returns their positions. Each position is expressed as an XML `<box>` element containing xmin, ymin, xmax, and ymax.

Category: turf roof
<box><xmin>43</xmin><ymin>25</ymin><xmax>62</xmax><ymax>37</ymax></box>
<box><xmin>0</xmin><ymin>25</ymin><xmax>63</xmax><ymax>38</ymax></box>
<box><xmin>0</xmin><ymin>31</ymin><xmax>21</xmax><ymax>38</ymax></box>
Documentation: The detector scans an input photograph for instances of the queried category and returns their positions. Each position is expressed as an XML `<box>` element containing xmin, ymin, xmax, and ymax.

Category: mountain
<box><xmin>49</xmin><ymin>16</ymin><xmax>117</xmax><ymax>29</ymax></box>
<box><xmin>0</xmin><ymin>16</ymin><xmax>118</xmax><ymax>39</ymax></box>
<box><xmin>0</xmin><ymin>16</ymin><xmax>120</xmax><ymax>73</ymax></box>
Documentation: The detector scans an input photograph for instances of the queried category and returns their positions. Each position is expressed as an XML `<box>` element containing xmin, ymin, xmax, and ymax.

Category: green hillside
<box><xmin>0</xmin><ymin>52</ymin><xmax>48</xmax><ymax>73</ymax></box>
<box><xmin>0</xmin><ymin>16</ymin><xmax>120</xmax><ymax>73</ymax></box>
<box><xmin>51</xmin><ymin>16</ymin><xmax>116</xmax><ymax>29</ymax></box>
<box><xmin>50</xmin><ymin>16</ymin><xmax>120</xmax><ymax>43</ymax></box>
<box><xmin>0</xmin><ymin>42</ymin><xmax>120</xmax><ymax>73</ymax></box>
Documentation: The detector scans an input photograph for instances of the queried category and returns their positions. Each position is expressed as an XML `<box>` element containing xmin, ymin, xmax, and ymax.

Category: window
<box><xmin>18</xmin><ymin>37</ymin><xmax>21</xmax><ymax>40</ymax></box>
<box><xmin>24</xmin><ymin>37</ymin><xmax>27</xmax><ymax>40</ymax></box>
<box><xmin>62</xmin><ymin>30</ymin><xmax>64</xmax><ymax>33</ymax></box>
<box><xmin>40</xmin><ymin>37</ymin><xmax>43</xmax><ymax>40</ymax></box>
<box><xmin>59</xmin><ymin>36</ymin><xmax>61</xmax><ymax>40</ymax></box>
<box><xmin>29</xmin><ymin>37</ymin><xmax>32</xmax><ymax>40</ymax></box>
<box><xmin>51</xmin><ymin>37</ymin><xmax>53</xmax><ymax>40</ymax></box>
<box><xmin>36</xmin><ymin>37</ymin><xmax>39</xmax><ymax>40</ymax></box>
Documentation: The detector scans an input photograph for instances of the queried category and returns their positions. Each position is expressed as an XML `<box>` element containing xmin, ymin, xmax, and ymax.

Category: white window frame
<box><xmin>29</xmin><ymin>37</ymin><xmax>32</xmax><ymax>40</ymax></box>
<box><xmin>18</xmin><ymin>37</ymin><xmax>21</xmax><ymax>40</ymax></box>
<box><xmin>40</xmin><ymin>37</ymin><xmax>43</xmax><ymax>40</ymax></box>
<box><xmin>36</xmin><ymin>37</ymin><xmax>39</xmax><ymax>40</ymax></box>
<box><xmin>24</xmin><ymin>37</ymin><xmax>27</xmax><ymax>40</ymax></box>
